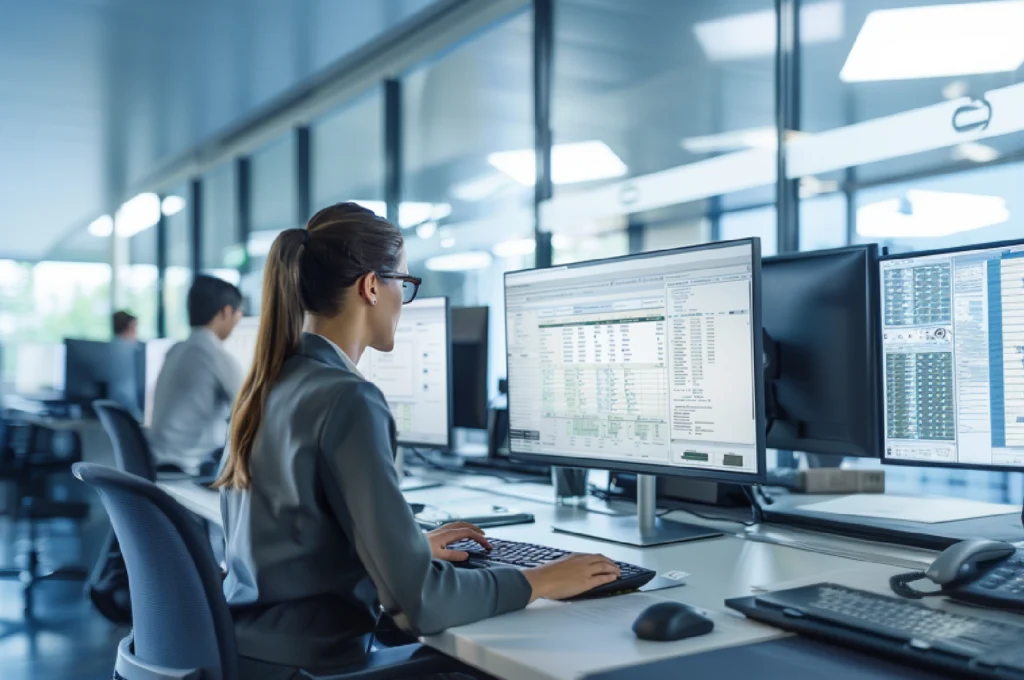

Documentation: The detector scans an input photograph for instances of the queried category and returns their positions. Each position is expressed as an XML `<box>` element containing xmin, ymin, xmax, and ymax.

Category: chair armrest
<box><xmin>303</xmin><ymin>643</ymin><xmax>470</xmax><ymax>680</ymax></box>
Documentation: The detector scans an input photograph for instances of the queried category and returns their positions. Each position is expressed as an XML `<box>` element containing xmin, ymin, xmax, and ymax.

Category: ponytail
<box><xmin>215</xmin><ymin>228</ymin><xmax>308</xmax><ymax>490</ymax></box>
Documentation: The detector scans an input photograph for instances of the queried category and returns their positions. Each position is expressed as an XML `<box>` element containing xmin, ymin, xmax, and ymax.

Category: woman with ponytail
<box><xmin>218</xmin><ymin>203</ymin><xmax>619</xmax><ymax>678</ymax></box>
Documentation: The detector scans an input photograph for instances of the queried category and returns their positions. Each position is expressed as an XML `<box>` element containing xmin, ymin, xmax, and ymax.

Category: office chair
<box><xmin>73</xmin><ymin>463</ymin><xmax>469</xmax><ymax>680</ymax></box>
<box><xmin>0</xmin><ymin>419</ymin><xmax>89</xmax><ymax>618</ymax></box>
<box><xmin>93</xmin><ymin>400</ymin><xmax>156</xmax><ymax>481</ymax></box>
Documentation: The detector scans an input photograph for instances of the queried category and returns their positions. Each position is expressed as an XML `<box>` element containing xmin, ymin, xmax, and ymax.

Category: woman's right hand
<box><xmin>523</xmin><ymin>553</ymin><xmax>621</xmax><ymax>602</ymax></box>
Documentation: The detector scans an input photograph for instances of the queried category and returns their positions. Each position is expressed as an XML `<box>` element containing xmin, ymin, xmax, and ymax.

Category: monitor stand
<box><xmin>551</xmin><ymin>474</ymin><xmax>723</xmax><ymax>547</ymax></box>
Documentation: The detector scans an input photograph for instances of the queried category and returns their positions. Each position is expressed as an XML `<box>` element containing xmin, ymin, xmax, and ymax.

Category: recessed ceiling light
<box><xmin>349</xmin><ymin>200</ymin><xmax>452</xmax><ymax>228</ymax></box>
<box><xmin>416</xmin><ymin>221</ymin><xmax>438</xmax><ymax>239</ymax></box>
<box><xmin>426</xmin><ymin>251</ymin><xmax>493</xmax><ymax>272</ymax></box>
<box><xmin>115</xmin><ymin>193</ymin><xmax>161</xmax><ymax>237</ymax></box>
<box><xmin>682</xmin><ymin>127</ymin><xmax>779</xmax><ymax>154</ymax></box>
<box><xmin>953</xmin><ymin>142</ymin><xmax>1000</xmax><ymax>163</ymax></box>
<box><xmin>841</xmin><ymin>1</ymin><xmax>1024</xmax><ymax>82</ymax></box>
<box><xmin>694</xmin><ymin>0</ymin><xmax>843</xmax><ymax>61</ymax></box>
<box><xmin>161</xmin><ymin>195</ymin><xmax>186</xmax><ymax>216</ymax></box>
<box><xmin>492</xmin><ymin>239</ymin><xmax>536</xmax><ymax>258</ymax></box>
<box><xmin>440</xmin><ymin>236</ymin><xmax>456</xmax><ymax>249</ymax></box>
<box><xmin>88</xmin><ymin>215</ymin><xmax>113</xmax><ymax>238</ymax></box>
<box><xmin>487</xmin><ymin>141</ymin><xmax>628</xmax><ymax>186</ymax></box>
<box><xmin>857</xmin><ymin>190</ymin><xmax>1009</xmax><ymax>238</ymax></box>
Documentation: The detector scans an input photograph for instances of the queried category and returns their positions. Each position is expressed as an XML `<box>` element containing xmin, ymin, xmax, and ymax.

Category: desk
<box><xmin>158</xmin><ymin>473</ymin><xmax>953</xmax><ymax>680</ymax></box>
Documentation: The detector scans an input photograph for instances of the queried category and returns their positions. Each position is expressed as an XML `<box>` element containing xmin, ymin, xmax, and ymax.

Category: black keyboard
<box><xmin>447</xmin><ymin>537</ymin><xmax>656</xmax><ymax>599</ymax></box>
<box><xmin>727</xmin><ymin>583</ymin><xmax>1024</xmax><ymax>679</ymax></box>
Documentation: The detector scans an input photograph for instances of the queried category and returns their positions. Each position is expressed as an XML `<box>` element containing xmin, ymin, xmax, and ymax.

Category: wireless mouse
<box><xmin>632</xmin><ymin>601</ymin><xmax>714</xmax><ymax>642</ymax></box>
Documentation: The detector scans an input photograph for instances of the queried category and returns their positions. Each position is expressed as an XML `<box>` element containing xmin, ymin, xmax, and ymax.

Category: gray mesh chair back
<box><xmin>94</xmin><ymin>400</ymin><xmax>157</xmax><ymax>481</ymax></box>
<box><xmin>73</xmin><ymin>462</ymin><xmax>237</xmax><ymax>680</ymax></box>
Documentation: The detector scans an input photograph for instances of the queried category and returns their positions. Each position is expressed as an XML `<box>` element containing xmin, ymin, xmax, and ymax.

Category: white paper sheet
<box><xmin>803</xmin><ymin>494</ymin><xmax>1019</xmax><ymax>524</ymax></box>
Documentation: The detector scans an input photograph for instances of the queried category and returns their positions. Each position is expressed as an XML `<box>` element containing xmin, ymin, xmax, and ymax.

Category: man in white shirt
<box><xmin>148</xmin><ymin>275</ymin><xmax>245</xmax><ymax>475</ymax></box>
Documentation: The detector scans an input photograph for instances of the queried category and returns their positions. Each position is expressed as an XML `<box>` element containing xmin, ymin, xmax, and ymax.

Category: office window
<box><xmin>201</xmin><ymin>163</ymin><xmax>241</xmax><ymax>276</ymax></box>
<box><xmin>313</xmin><ymin>89</ymin><xmax>384</xmax><ymax>213</ymax></box>
<box><xmin>121</xmin><ymin>223</ymin><xmax>159</xmax><ymax>340</ymax></box>
<box><xmin>243</xmin><ymin>135</ymin><xmax>297</xmax><ymax>317</ymax></box>
<box><xmin>545</xmin><ymin>0</ymin><xmax>777</xmax><ymax>256</ymax></box>
<box><xmin>402</xmin><ymin>11</ymin><xmax>534</xmax><ymax>395</ymax></box>
<box><xmin>795</xmin><ymin>0</ymin><xmax>1024</xmax><ymax>242</ymax></box>
<box><xmin>164</xmin><ymin>184</ymin><xmax>192</xmax><ymax>339</ymax></box>
<box><xmin>720</xmin><ymin>206</ymin><xmax>778</xmax><ymax>257</ymax></box>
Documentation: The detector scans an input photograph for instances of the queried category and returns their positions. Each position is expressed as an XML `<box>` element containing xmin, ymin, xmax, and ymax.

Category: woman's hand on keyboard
<box><xmin>427</xmin><ymin>522</ymin><xmax>492</xmax><ymax>562</ymax></box>
<box><xmin>523</xmin><ymin>554</ymin><xmax>621</xmax><ymax>602</ymax></box>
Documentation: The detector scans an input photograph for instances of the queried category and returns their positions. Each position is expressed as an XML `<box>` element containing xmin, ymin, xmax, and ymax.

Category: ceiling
<box><xmin>0</xmin><ymin>0</ymin><xmax>440</xmax><ymax>261</ymax></box>
<box><xmin>2</xmin><ymin>0</ymin><xmax>1022</xmax><ymax>265</ymax></box>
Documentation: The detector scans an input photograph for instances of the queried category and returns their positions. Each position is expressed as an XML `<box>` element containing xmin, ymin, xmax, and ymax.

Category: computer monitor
<box><xmin>880</xmin><ymin>239</ymin><xmax>1024</xmax><ymax>471</ymax></box>
<box><xmin>64</xmin><ymin>339</ymin><xmax>143</xmax><ymax>417</ymax></box>
<box><xmin>358</xmin><ymin>297</ymin><xmax>451</xmax><ymax>449</ymax></box>
<box><xmin>504</xmin><ymin>239</ymin><xmax>766</xmax><ymax>546</ymax></box>
<box><xmin>762</xmin><ymin>245</ymin><xmax>882</xmax><ymax>460</ymax></box>
<box><xmin>223</xmin><ymin>316</ymin><xmax>260</xmax><ymax>376</ymax></box>
<box><xmin>143</xmin><ymin>338</ymin><xmax>176</xmax><ymax>427</ymax></box>
<box><xmin>14</xmin><ymin>343</ymin><xmax>66</xmax><ymax>397</ymax></box>
<box><xmin>451</xmin><ymin>306</ymin><xmax>489</xmax><ymax>430</ymax></box>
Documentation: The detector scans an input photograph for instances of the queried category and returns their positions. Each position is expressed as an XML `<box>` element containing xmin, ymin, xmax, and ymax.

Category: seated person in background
<box><xmin>112</xmin><ymin>310</ymin><xmax>138</xmax><ymax>342</ymax></box>
<box><xmin>216</xmin><ymin>203</ymin><xmax>620</xmax><ymax>680</ymax></box>
<box><xmin>148</xmin><ymin>275</ymin><xmax>244</xmax><ymax>475</ymax></box>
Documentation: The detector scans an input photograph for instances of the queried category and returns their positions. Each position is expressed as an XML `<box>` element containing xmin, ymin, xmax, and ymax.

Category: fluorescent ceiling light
<box><xmin>841</xmin><ymin>1</ymin><xmax>1024</xmax><ymax>82</ymax></box>
<box><xmin>450</xmin><ymin>173</ymin><xmax>510</xmax><ymax>202</ymax></box>
<box><xmin>115</xmin><ymin>192</ymin><xmax>161</xmax><ymax>238</ymax></box>
<box><xmin>953</xmin><ymin>142</ymin><xmax>1000</xmax><ymax>163</ymax></box>
<box><xmin>426</xmin><ymin>251</ymin><xmax>493</xmax><ymax>272</ymax></box>
<box><xmin>350</xmin><ymin>200</ymin><xmax>452</xmax><ymax>228</ymax></box>
<box><xmin>88</xmin><ymin>215</ymin><xmax>113</xmax><ymax>238</ymax></box>
<box><xmin>161</xmin><ymin>195</ymin><xmax>186</xmax><ymax>216</ymax></box>
<box><xmin>857</xmin><ymin>190</ymin><xmax>1009</xmax><ymax>238</ymax></box>
<box><xmin>694</xmin><ymin>0</ymin><xmax>843</xmax><ymax>61</ymax></box>
<box><xmin>487</xmin><ymin>140</ymin><xmax>627</xmax><ymax>186</ymax></box>
<box><xmin>416</xmin><ymin>221</ymin><xmax>438</xmax><ymax>240</ymax></box>
<box><xmin>493</xmin><ymin>239</ymin><xmax>536</xmax><ymax>258</ymax></box>
<box><xmin>682</xmin><ymin>126</ymin><xmax>779</xmax><ymax>154</ymax></box>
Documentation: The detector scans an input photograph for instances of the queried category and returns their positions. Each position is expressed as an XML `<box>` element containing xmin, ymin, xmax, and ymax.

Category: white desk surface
<box><xmin>158</xmin><ymin>474</ymin><xmax>949</xmax><ymax>680</ymax></box>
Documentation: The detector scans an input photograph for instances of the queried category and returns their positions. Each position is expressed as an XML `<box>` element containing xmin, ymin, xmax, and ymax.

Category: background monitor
<box><xmin>504</xmin><ymin>239</ymin><xmax>766</xmax><ymax>485</ymax></box>
<box><xmin>223</xmin><ymin>316</ymin><xmax>260</xmax><ymax>377</ymax></box>
<box><xmin>358</xmin><ymin>297</ymin><xmax>451</xmax><ymax>449</ymax></box>
<box><xmin>762</xmin><ymin>245</ymin><xmax>882</xmax><ymax>459</ymax></box>
<box><xmin>880</xmin><ymin>239</ymin><xmax>1024</xmax><ymax>471</ymax></box>
<box><xmin>14</xmin><ymin>342</ymin><xmax>66</xmax><ymax>397</ymax></box>
<box><xmin>64</xmin><ymin>339</ymin><xmax>143</xmax><ymax>417</ymax></box>
<box><xmin>451</xmin><ymin>306</ymin><xmax>489</xmax><ymax>430</ymax></box>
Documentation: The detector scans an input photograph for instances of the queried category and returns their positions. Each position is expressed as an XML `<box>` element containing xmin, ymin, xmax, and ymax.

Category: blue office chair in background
<box><xmin>73</xmin><ymin>462</ymin><xmax>469</xmax><ymax>680</ymax></box>
<box><xmin>93</xmin><ymin>400</ymin><xmax>157</xmax><ymax>482</ymax></box>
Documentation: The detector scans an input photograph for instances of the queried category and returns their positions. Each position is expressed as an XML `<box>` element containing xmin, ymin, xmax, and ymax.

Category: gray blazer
<box><xmin>221</xmin><ymin>333</ymin><xmax>531</xmax><ymax>669</ymax></box>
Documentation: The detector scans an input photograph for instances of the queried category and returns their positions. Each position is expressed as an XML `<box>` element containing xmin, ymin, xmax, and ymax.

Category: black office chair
<box><xmin>0</xmin><ymin>419</ymin><xmax>89</xmax><ymax>618</ymax></box>
<box><xmin>73</xmin><ymin>462</ymin><xmax>469</xmax><ymax>680</ymax></box>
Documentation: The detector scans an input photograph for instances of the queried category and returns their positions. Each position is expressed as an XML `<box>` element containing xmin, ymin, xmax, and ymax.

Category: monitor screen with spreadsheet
<box><xmin>880</xmin><ymin>240</ymin><xmax>1024</xmax><ymax>471</ymax></box>
<box><xmin>504</xmin><ymin>240</ymin><xmax>766</xmax><ymax>483</ymax></box>
<box><xmin>358</xmin><ymin>297</ymin><xmax>451</xmax><ymax>448</ymax></box>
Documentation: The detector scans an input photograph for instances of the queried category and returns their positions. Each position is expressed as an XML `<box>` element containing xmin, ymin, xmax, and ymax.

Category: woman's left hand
<box><xmin>426</xmin><ymin>521</ymin><xmax>492</xmax><ymax>562</ymax></box>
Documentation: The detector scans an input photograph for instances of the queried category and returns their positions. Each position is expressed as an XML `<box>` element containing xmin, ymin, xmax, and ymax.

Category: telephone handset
<box><xmin>890</xmin><ymin>538</ymin><xmax>1024</xmax><ymax>610</ymax></box>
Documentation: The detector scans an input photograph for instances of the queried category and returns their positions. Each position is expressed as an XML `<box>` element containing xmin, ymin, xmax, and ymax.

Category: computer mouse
<box><xmin>632</xmin><ymin>601</ymin><xmax>714</xmax><ymax>642</ymax></box>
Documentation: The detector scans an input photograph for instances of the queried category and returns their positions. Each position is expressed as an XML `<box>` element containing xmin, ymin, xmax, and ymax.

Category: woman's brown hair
<box><xmin>215</xmin><ymin>202</ymin><xmax>403</xmax><ymax>490</ymax></box>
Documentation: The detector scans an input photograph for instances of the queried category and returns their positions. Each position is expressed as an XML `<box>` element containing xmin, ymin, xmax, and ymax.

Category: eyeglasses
<box><xmin>377</xmin><ymin>272</ymin><xmax>422</xmax><ymax>304</ymax></box>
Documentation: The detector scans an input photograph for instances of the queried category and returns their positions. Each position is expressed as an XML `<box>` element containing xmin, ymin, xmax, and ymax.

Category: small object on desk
<box><xmin>413</xmin><ymin>504</ymin><xmax>535</xmax><ymax>529</ymax></box>
<box><xmin>552</xmin><ymin>466</ymin><xmax>588</xmax><ymax>506</ymax></box>
<box><xmin>447</xmin><ymin>537</ymin><xmax>656</xmax><ymax>599</ymax></box>
<box><xmin>632</xmin><ymin>601</ymin><xmax>713</xmax><ymax>642</ymax></box>
<box><xmin>802</xmin><ymin>494</ymin><xmax>1020</xmax><ymax>524</ymax></box>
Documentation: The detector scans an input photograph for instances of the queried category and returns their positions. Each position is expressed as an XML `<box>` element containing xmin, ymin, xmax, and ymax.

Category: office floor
<box><xmin>0</xmin><ymin>478</ymin><xmax>125</xmax><ymax>680</ymax></box>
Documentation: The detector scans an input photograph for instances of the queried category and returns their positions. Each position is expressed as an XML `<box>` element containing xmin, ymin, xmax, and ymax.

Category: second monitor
<box><xmin>358</xmin><ymin>296</ymin><xmax>451</xmax><ymax>449</ymax></box>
